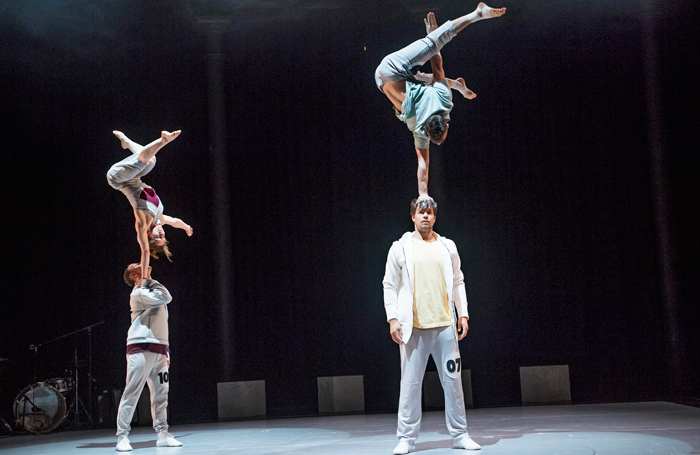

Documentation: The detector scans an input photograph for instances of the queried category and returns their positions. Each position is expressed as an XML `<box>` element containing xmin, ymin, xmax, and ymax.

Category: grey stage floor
<box><xmin>1</xmin><ymin>402</ymin><xmax>699</xmax><ymax>454</ymax></box>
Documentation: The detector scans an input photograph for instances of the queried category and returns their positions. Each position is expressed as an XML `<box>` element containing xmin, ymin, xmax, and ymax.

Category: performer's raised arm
<box><xmin>135</xmin><ymin>209</ymin><xmax>153</xmax><ymax>280</ymax></box>
<box><xmin>415</xmin><ymin>146</ymin><xmax>430</xmax><ymax>198</ymax></box>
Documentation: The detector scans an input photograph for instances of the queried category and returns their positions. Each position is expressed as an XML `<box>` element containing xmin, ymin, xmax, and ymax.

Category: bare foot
<box><xmin>161</xmin><ymin>130</ymin><xmax>181</xmax><ymax>144</ymax></box>
<box><xmin>477</xmin><ymin>2</ymin><xmax>506</xmax><ymax>19</ymax></box>
<box><xmin>113</xmin><ymin>130</ymin><xmax>130</xmax><ymax>150</ymax></box>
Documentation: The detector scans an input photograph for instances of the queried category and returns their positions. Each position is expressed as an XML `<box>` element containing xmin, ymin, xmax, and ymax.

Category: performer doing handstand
<box><xmin>106</xmin><ymin>130</ymin><xmax>193</xmax><ymax>280</ymax></box>
<box><xmin>374</xmin><ymin>3</ymin><xmax>506</xmax><ymax>198</ymax></box>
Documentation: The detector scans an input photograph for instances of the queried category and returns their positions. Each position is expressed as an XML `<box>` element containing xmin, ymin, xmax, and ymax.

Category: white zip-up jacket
<box><xmin>382</xmin><ymin>231</ymin><xmax>469</xmax><ymax>344</ymax></box>
<box><xmin>126</xmin><ymin>278</ymin><xmax>172</xmax><ymax>346</ymax></box>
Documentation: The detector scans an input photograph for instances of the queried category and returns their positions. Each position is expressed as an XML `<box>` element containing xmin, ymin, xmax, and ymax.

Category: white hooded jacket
<box><xmin>382</xmin><ymin>231</ymin><xmax>469</xmax><ymax>344</ymax></box>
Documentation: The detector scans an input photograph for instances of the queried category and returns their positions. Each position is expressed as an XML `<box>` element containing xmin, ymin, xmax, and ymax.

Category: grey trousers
<box><xmin>374</xmin><ymin>21</ymin><xmax>457</xmax><ymax>93</ymax></box>
<box><xmin>116</xmin><ymin>351</ymin><xmax>169</xmax><ymax>436</ymax></box>
<box><xmin>106</xmin><ymin>153</ymin><xmax>155</xmax><ymax>191</ymax></box>
<box><xmin>397</xmin><ymin>326</ymin><xmax>468</xmax><ymax>442</ymax></box>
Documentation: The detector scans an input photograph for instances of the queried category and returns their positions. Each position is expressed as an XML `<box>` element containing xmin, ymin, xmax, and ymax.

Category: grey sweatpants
<box><xmin>116</xmin><ymin>351</ymin><xmax>170</xmax><ymax>436</ymax></box>
<box><xmin>397</xmin><ymin>326</ymin><xmax>468</xmax><ymax>442</ymax></box>
<box><xmin>374</xmin><ymin>21</ymin><xmax>457</xmax><ymax>93</ymax></box>
<box><xmin>106</xmin><ymin>154</ymin><xmax>155</xmax><ymax>191</ymax></box>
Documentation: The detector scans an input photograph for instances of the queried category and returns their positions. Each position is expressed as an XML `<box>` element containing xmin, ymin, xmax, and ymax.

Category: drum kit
<box><xmin>3</xmin><ymin>321</ymin><xmax>103</xmax><ymax>435</ymax></box>
<box><xmin>12</xmin><ymin>355</ymin><xmax>89</xmax><ymax>434</ymax></box>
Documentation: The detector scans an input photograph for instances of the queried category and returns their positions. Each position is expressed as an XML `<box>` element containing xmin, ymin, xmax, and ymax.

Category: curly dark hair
<box><xmin>424</xmin><ymin>114</ymin><xmax>448</xmax><ymax>142</ymax></box>
<box><xmin>410</xmin><ymin>197</ymin><xmax>437</xmax><ymax>216</ymax></box>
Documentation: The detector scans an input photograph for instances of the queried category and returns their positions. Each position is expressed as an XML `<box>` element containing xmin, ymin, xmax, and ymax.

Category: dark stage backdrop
<box><xmin>1</xmin><ymin>0</ymin><xmax>698</xmax><ymax>425</ymax></box>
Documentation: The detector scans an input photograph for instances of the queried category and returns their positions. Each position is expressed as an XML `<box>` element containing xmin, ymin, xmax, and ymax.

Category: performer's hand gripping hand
<box><xmin>457</xmin><ymin>317</ymin><xmax>469</xmax><ymax>340</ymax></box>
<box><xmin>424</xmin><ymin>12</ymin><xmax>438</xmax><ymax>35</ymax></box>
<box><xmin>389</xmin><ymin>319</ymin><xmax>404</xmax><ymax>345</ymax></box>
<box><xmin>184</xmin><ymin>224</ymin><xmax>193</xmax><ymax>236</ymax></box>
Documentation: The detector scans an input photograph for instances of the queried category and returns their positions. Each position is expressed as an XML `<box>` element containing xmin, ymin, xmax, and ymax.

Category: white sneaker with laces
<box><xmin>454</xmin><ymin>435</ymin><xmax>481</xmax><ymax>450</ymax></box>
<box><xmin>116</xmin><ymin>435</ymin><xmax>132</xmax><ymax>452</ymax></box>
<box><xmin>156</xmin><ymin>431</ymin><xmax>183</xmax><ymax>447</ymax></box>
<box><xmin>393</xmin><ymin>439</ymin><xmax>415</xmax><ymax>454</ymax></box>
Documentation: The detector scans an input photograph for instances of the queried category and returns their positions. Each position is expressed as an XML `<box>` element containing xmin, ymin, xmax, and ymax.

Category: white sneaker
<box><xmin>156</xmin><ymin>431</ymin><xmax>183</xmax><ymax>447</ymax></box>
<box><xmin>393</xmin><ymin>439</ymin><xmax>415</xmax><ymax>454</ymax></box>
<box><xmin>116</xmin><ymin>435</ymin><xmax>132</xmax><ymax>452</ymax></box>
<box><xmin>454</xmin><ymin>435</ymin><xmax>481</xmax><ymax>450</ymax></box>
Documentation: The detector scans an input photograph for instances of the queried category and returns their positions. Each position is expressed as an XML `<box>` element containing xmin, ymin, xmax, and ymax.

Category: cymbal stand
<box><xmin>67</xmin><ymin>349</ymin><xmax>90</xmax><ymax>424</ymax></box>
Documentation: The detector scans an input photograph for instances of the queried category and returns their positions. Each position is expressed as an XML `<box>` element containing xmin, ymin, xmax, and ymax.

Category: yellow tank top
<box><xmin>412</xmin><ymin>237</ymin><xmax>451</xmax><ymax>328</ymax></box>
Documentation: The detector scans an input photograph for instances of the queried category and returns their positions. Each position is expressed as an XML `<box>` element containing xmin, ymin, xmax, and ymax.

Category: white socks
<box><xmin>448</xmin><ymin>79</ymin><xmax>470</xmax><ymax>96</ymax></box>
<box><xmin>466</xmin><ymin>3</ymin><xmax>496</xmax><ymax>24</ymax></box>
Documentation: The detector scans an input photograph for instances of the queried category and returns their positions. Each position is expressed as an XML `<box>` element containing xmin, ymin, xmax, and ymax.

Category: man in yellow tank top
<box><xmin>382</xmin><ymin>198</ymin><xmax>480</xmax><ymax>453</ymax></box>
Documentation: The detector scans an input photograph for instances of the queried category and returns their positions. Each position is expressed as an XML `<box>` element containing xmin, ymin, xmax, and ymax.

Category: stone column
<box><xmin>200</xmin><ymin>17</ymin><xmax>234</xmax><ymax>379</ymax></box>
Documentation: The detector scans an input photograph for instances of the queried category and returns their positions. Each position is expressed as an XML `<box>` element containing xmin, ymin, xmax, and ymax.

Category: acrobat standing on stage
<box><xmin>106</xmin><ymin>130</ymin><xmax>194</xmax><ymax>281</ymax></box>
<box><xmin>374</xmin><ymin>3</ymin><xmax>506</xmax><ymax>198</ymax></box>
<box><xmin>115</xmin><ymin>262</ymin><xmax>182</xmax><ymax>451</ymax></box>
<box><xmin>382</xmin><ymin>198</ymin><xmax>478</xmax><ymax>454</ymax></box>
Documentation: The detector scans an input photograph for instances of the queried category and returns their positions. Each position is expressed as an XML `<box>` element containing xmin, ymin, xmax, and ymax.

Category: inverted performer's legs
<box><xmin>113</xmin><ymin>131</ymin><xmax>145</xmax><ymax>156</ymax></box>
<box><xmin>137</xmin><ymin>131</ymin><xmax>180</xmax><ymax>164</ymax></box>
<box><xmin>106</xmin><ymin>153</ymin><xmax>155</xmax><ymax>189</ymax></box>
<box><xmin>374</xmin><ymin>21</ymin><xmax>456</xmax><ymax>92</ymax></box>
<box><xmin>451</xmin><ymin>2</ymin><xmax>506</xmax><ymax>34</ymax></box>
<box><xmin>374</xmin><ymin>3</ymin><xmax>506</xmax><ymax>92</ymax></box>
<box><xmin>112</xmin><ymin>130</ymin><xmax>181</xmax><ymax>165</ymax></box>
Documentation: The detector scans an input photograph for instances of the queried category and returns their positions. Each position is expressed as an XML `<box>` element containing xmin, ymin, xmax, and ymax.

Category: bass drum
<box><xmin>14</xmin><ymin>383</ymin><xmax>67</xmax><ymax>434</ymax></box>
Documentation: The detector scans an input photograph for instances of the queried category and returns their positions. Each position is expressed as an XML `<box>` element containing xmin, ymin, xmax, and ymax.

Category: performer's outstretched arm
<box><xmin>136</xmin><ymin>278</ymin><xmax>172</xmax><ymax>307</ymax></box>
<box><xmin>162</xmin><ymin>215</ymin><xmax>194</xmax><ymax>236</ymax></box>
<box><xmin>415</xmin><ymin>146</ymin><xmax>430</xmax><ymax>198</ymax></box>
<box><xmin>135</xmin><ymin>210</ymin><xmax>152</xmax><ymax>280</ymax></box>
